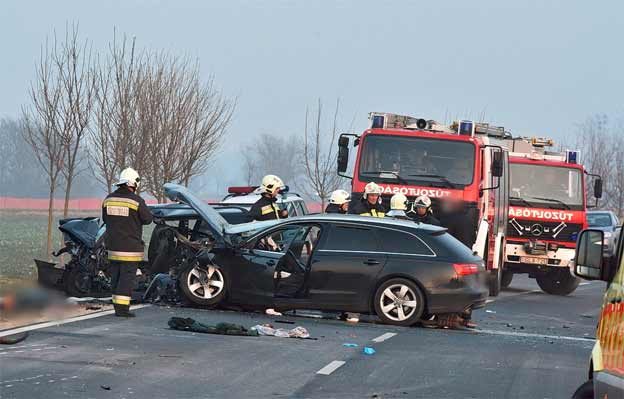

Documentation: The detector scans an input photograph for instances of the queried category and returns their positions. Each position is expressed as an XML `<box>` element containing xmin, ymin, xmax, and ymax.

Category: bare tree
<box><xmin>302</xmin><ymin>99</ymin><xmax>345</xmax><ymax>210</ymax></box>
<box><xmin>50</xmin><ymin>24</ymin><xmax>96</xmax><ymax>217</ymax></box>
<box><xmin>242</xmin><ymin>133</ymin><xmax>302</xmax><ymax>190</ymax></box>
<box><xmin>575</xmin><ymin>115</ymin><xmax>615</xmax><ymax>209</ymax></box>
<box><xmin>608</xmin><ymin>126</ymin><xmax>624</xmax><ymax>218</ymax></box>
<box><xmin>21</xmin><ymin>39</ymin><xmax>65</xmax><ymax>257</ymax></box>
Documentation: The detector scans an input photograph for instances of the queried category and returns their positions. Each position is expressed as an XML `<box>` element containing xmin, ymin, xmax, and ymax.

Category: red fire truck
<box><xmin>337</xmin><ymin>112</ymin><xmax>510</xmax><ymax>296</ymax></box>
<box><xmin>499</xmin><ymin>137</ymin><xmax>603</xmax><ymax>295</ymax></box>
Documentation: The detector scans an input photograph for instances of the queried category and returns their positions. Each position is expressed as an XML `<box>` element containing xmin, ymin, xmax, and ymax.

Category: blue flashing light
<box><xmin>566</xmin><ymin>150</ymin><xmax>579</xmax><ymax>164</ymax></box>
<box><xmin>372</xmin><ymin>115</ymin><xmax>385</xmax><ymax>129</ymax></box>
<box><xmin>570</xmin><ymin>232</ymin><xmax>578</xmax><ymax>242</ymax></box>
<box><xmin>458</xmin><ymin>120</ymin><xmax>474</xmax><ymax>136</ymax></box>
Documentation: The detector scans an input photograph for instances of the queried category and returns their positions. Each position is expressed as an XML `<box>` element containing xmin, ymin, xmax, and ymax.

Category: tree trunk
<box><xmin>63</xmin><ymin>176</ymin><xmax>72</xmax><ymax>218</ymax></box>
<box><xmin>46</xmin><ymin>186</ymin><xmax>55</xmax><ymax>261</ymax></box>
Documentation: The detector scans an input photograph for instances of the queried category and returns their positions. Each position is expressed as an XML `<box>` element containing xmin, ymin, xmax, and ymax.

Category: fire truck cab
<box><xmin>338</xmin><ymin>112</ymin><xmax>510</xmax><ymax>296</ymax></box>
<box><xmin>499</xmin><ymin>137</ymin><xmax>603</xmax><ymax>295</ymax></box>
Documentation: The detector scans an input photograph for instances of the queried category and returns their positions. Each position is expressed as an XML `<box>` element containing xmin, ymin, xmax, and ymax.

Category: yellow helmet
<box><xmin>363</xmin><ymin>182</ymin><xmax>382</xmax><ymax>199</ymax></box>
<box><xmin>261</xmin><ymin>174</ymin><xmax>285</xmax><ymax>195</ymax></box>
<box><xmin>115</xmin><ymin>167</ymin><xmax>141</xmax><ymax>188</ymax></box>
<box><xmin>390</xmin><ymin>193</ymin><xmax>408</xmax><ymax>211</ymax></box>
<box><xmin>329</xmin><ymin>189</ymin><xmax>351</xmax><ymax>205</ymax></box>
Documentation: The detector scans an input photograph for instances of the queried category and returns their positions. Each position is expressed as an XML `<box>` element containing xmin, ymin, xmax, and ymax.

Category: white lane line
<box><xmin>476</xmin><ymin>328</ymin><xmax>595</xmax><ymax>343</ymax></box>
<box><xmin>580</xmin><ymin>282</ymin><xmax>590</xmax><ymax>286</ymax></box>
<box><xmin>372</xmin><ymin>332</ymin><xmax>397</xmax><ymax>343</ymax></box>
<box><xmin>0</xmin><ymin>304</ymin><xmax>151</xmax><ymax>338</ymax></box>
<box><xmin>316</xmin><ymin>360</ymin><xmax>346</xmax><ymax>375</ymax></box>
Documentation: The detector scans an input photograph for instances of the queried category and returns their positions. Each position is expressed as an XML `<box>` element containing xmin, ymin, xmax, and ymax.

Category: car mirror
<box><xmin>574</xmin><ymin>229</ymin><xmax>605</xmax><ymax>280</ymax></box>
<box><xmin>594</xmin><ymin>178</ymin><xmax>603</xmax><ymax>199</ymax></box>
<box><xmin>491</xmin><ymin>151</ymin><xmax>503</xmax><ymax>178</ymax></box>
<box><xmin>337</xmin><ymin>135</ymin><xmax>350</xmax><ymax>174</ymax></box>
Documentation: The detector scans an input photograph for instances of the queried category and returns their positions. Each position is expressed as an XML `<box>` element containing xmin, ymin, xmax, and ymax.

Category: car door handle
<box><xmin>363</xmin><ymin>259</ymin><xmax>380</xmax><ymax>265</ymax></box>
<box><xmin>266</xmin><ymin>260</ymin><xmax>276</xmax><ymax>266</ymax></box>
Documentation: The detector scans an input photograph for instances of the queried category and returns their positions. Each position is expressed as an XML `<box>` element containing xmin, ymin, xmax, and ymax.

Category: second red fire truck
<box><xmin>338</xmin><ymin>112</ymin><xmax>510</xmax><ymax>296</ymax></box>
<box><xmin>498</xmin><ymin>137</ymin><xmax>603</xmax><ymax>295</ymax></box>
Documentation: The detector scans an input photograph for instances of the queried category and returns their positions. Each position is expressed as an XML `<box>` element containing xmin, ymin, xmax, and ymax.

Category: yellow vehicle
<box><xmin>572</xmin><ymin>227</ymin><xmax>624</xmax><ymax>398</ymax></box>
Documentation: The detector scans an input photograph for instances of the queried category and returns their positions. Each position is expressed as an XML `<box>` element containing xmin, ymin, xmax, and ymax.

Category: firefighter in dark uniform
<box><xmin>325</xmin><ymin>189</ymin><xmax>350</xmax><ymax>214</ymax></box>
<box><xmin>409</xmin><ymin>195</ymin><xmax>440</xmax><ymax>226</ymax></box>
<box><xmin>349</xmin><ymin>182</ymin><xmax>386</xmax><ymax>217</ymax></box>
<box><xmin>249</xmin><ymin>175</ymin><xmax>288</xmax><ymax>221</ymax></box>
<box><xmin>102</xmin><ymin>168</ymin><xmax>153</xmax><ymax>317</ymax></box>
<box><xmin>386</xmin><ymin>193</ymin><xmax>411</xmax><ymax>220</ymax></box>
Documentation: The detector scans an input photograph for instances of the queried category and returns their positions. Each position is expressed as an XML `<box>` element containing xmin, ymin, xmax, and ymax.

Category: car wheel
<box><xmin>63</xmin><ymin>265</ymin><xmax>93</xmax><ymax>298</ymax></box>
<box><xmin>536</xmin><ymin>268</ymin><xmax>580</xmax><ymax>296</ymax></box>
<box><xmin>374</xmin><ymin>278</ymin><xmax>425</xmax><ymax>327</ymax></box>
<box><xmin>180</xmin><ymin>264</ymin><xmax>227</xmax><ymax>307</ymax></box>
<box><xmin>501</xmin><ymin>270</ymin><xmax>513</xmax><ymax>289</ymax></box>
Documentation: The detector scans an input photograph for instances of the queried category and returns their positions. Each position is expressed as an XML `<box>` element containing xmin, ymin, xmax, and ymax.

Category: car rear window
<box><xmin>378</xmin><ymin>229</ymin><xmax>433</xmax><ymax>256</ymax></box>
<box><xmin>323</xmin><ymin>225</ymin><xmax>380</xmax><ymax>252</ymax></box>
<box><xmin>422</xmin><ymin>231</ymin><xmax>479</xmax><ymax>261</ymax></box>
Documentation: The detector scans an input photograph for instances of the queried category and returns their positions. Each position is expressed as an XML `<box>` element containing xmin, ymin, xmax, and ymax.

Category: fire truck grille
<box><xmin>506</xmin><ymin>220</ymin><xmax>582</xmax><ymax>242</ymax></box>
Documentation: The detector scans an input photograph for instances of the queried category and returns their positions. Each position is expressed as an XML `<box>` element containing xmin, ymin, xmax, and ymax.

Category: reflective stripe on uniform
<box><xmin>360</xmin><ymin>210</ymin><xmax>385</xmax><ymax>218</ymax></box>
<box><xmin>112</xmin><ymin>295</ymin><xmax>131</xmax><ymax>305</ymax></box>
<box><xmin>103</xmin><ymin>198</ymin><xmax>139</xmax><ymax>211</ymax></box>
<box><xmin>261</xmin><ymin>205</ymin><xmax>274</xmax><ymax>215</ymax></box>
<box><xmin>108</xmin><ymin>250</ymin><xmax>144</xmax><ymax>262</ymax></box>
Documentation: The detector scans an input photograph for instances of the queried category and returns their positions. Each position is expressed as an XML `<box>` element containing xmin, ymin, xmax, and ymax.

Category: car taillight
<box><xmin>453</xmin><ymin>263</ymin><xmax>479</xmax><ymax>277</ymax></box>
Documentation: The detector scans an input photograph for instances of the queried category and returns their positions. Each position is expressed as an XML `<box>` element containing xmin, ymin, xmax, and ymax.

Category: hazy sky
<box><xmin>2</xmin><ymin>1</ymin><xmax>623</xmax><ymax>190</ymax></box>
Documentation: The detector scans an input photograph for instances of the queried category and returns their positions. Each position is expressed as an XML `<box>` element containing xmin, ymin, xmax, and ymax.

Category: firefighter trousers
<box><xmin>110</xmin><ymin>261</ymin><xmax>137</xmax><ymax>313</ymax></box>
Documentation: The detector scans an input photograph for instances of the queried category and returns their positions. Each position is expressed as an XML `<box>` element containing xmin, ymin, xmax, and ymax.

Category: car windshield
<box><xmin>587</xmin><ymin>213</ymin><xmax>613</xmax><ymax>227</ymax></box>
<box><xmin>358</xmin><ymin>135</ymin><xmax>475</xmax><ymax>187</ymax></box>
<box><xmin>509</xmin><ymin>163</ymin><xmax>583</xmax><ymax>210</ymax></box>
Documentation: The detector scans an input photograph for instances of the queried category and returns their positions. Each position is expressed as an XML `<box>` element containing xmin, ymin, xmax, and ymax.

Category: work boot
<box><xmin>114</xmin><ymin>304</ymin><xmax>136</xmax><ymax>318</ymax></box>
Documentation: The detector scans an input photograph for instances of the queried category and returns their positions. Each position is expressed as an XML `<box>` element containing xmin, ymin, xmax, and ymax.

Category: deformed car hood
<box><xmin>163</xmin><ymin>183</ymin><xmax>280</xmax><ymax>242</ymax></box>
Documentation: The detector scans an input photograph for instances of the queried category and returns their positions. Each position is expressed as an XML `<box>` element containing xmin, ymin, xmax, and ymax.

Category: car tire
<box><xmin>63</xmin><ymin>265</ymin><xmax>94</xmax><ymax>298</ymax></box>
<box><xmin>536</xmin><ymin>268</ymin><xmax>580</xmax><ymax>296</ymax></box>
<box><xmin>179</xmin><ymin>263</ymin><xmax>227</xmax><ymax>307</ymax></box>
<box><xmin>571</xmin><ymin>380</ymin><xmax>593</xmax><ymax>399</ymax></box>
<box><xmin>374</xmin><ymin>278</ymin><xmax>425</xmax><ymax>327</ymax></box>
<box><xmin>501</xmin><ymin>271</ymin><xmax>513</xmax><ymax>289</ymax></box>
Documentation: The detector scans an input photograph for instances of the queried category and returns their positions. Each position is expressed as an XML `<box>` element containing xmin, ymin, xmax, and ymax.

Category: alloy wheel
<box><xmin>379</xmin><ymin>284</ymin><xmax>418</xmax><ymax>321</ymax></box>
<box><xmin>186</xmin><ymin>266</ymin><xmax>225</xmax><ymax>299</ymax></box>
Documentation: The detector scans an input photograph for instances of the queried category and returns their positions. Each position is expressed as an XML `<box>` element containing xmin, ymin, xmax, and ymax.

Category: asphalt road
<box><xmin>0</xmin><ymin>275</ymin><xmax>606</xmax><ymax>399</ymax></box>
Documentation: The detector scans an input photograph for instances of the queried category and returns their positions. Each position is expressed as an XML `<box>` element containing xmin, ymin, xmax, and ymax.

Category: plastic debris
<box><xmin>265</xmin><ymin>308</ymin><xmax>283</xmax><ymax>316</ymax></box>
<box><xmin>251</xmin><ymin>324</ymin><xmax>310</xmax><ymax>339</ymax></box>
<box><xmin>363</xmin><ymin>347</ymin><xmax>376</xmax><ymax>355</ymax></box>
<box><xmin>485</xmin><ymin>310</ymin><xmax>496</xmax><ymax>314</ymax></box>
<box><xmin>343</xmin><ymin>343</ymin><xmax>358</xmax><ymax>348</ymax></box>
<box><xmin>100</xmin><ymin>385</ymin><xmax>111</xmax><ymax>390</ymax></box>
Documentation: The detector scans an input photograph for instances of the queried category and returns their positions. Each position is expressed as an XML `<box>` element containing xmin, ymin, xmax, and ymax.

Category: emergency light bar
<box><xmin>228</xmin><ymin>186</ymin><xmax>258</xmax><ymax>195</ymax></box>
<box><xmin>369</xmin><ymin>112</ymin><xmax>428</xmax><ymax>130</ymax></box>
<box><xmin>474</xmin><ymin>122</ymin><xmax>506</xmax><ymax>137</ymax></box>
<box><xmin>531</xmin><ymin>137</ymin><xmax>554</xmax><ymax>147</ymax></box>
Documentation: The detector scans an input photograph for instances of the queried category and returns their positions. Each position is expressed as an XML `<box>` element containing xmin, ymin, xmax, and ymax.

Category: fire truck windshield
<box><xmin>358</xmin><ymin>135</ymin><xmax>475</xmax><ymax>188</ymax></box>
<box><xmin>509</xmin><ymin>163</ymin><xmax>584</xmax><ymax>210</ymax></box>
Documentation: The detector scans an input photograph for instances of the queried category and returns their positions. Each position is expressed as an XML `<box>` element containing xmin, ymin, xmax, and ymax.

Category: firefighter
<box><xmin>349</xmin><ymin>182</ymin><xmax>386</xmax><ymax>217</ymax></box>
<box><xmin>325</xmin><ymin>189</ymin><xmax>350</xmax><ymax>214</ymax></box>
<box><xmin>386</xmin><ymin>193</ymin><xmax>411</xmax><ymax>220</ymax></box>
<box><xmin>410</xmin><ymin>195</ymin><xmax>440</xmax><ymax>226</ymax></box>
<box><xmin>249</xmin><ymin>175</ymin><xmax>288</xmax><ymax>221</ymax></box>
<box><xmin>102</xmin><ymin>167</ymin><xmax>153</xmax><ymax>317</ymax></box>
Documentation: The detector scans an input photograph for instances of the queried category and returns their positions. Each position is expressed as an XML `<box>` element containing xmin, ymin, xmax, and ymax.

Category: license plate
<box><xmin>520</xmin><ymin>256</ymin><xmax>548</xmax><ymax>265</ymax></box>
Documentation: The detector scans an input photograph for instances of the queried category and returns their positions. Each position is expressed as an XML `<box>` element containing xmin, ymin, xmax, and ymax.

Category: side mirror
<box><xmin>491</xmin><ymin>151</ymin><xmax>503</xmax><ymax>178</ymax></box>
<box><xmin>337</xmin><ymin>135</ymin><xmax>350</xmax><ymax>174</ymax></box>
<box><xmin>574</xmin><ymin>229</ymin><xmax>605</xmax><ymax>280</ymax></box>
<box><xmin>594</xmin><ymin>178</ymin><xmax>603</xmax><ymax>199</ymax></box>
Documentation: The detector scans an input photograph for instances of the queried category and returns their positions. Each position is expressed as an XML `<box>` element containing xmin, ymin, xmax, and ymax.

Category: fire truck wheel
<box><xmin>536</xmin><ymin>268</ymin><xmax>580</xmax><ymax>296</ymax></box>
<box><xmin>501</xmin><ymin>271</ymin><xmax>513</xmax><ymax>289</ymax></box>
<box><xmin>488</xmin><ymin>268</ymin><xmax>501</xmax><ymax>297</ymax></box>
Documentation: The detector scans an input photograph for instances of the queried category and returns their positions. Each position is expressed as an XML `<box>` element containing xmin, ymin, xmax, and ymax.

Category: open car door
<box><xmin>273</xmin><ymin>225</ymin><xmax>321</xmax><ymax>303</ymax></box>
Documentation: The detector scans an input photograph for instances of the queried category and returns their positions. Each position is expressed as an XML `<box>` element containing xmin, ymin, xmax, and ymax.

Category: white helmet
<box><xmin>115</xmin><ymin>167</ymin><xmax>141</xmax><ymax>188</ymax></box>
<box><xmin>329</xmin><ymin>189</ymin><xmax>351</xmax><ymax>205</ymax></box>
<box><xmin>414</xmin><ymin>195</ymin><xmax>432</xmax><ymax>208</ymax></box>
<box><xmin>390</xmin><ymin>193</ymin><xmax>408</xmax><ymax>211</ymax></box>
<box><xmin>363</xmin><ymin>182</ymin><xmax>383</xmax><ymax>199</ymax></box>
<box><xmin>261</xmin><ymin>174</ymin><xmax>285</xmax><ymax>195</ymax></box>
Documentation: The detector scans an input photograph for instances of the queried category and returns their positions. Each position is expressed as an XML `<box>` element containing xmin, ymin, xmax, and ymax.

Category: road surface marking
<box><xmin>372</xmin><ymin>332</ymin><xmax>397</xmax><ymax>343</ymax></box>
<box><xmin>0</xmin><ymin>304</ymin><xmax>150</xmax><ymax>338</ymax></box>
<box><xmin>316</xmin><ymin>360</ymin><xmax>346</xmax><ymax>375</ymax></box>
<box><xmin>580</xmin><ymin>282</ymin><xmax>590</xmax><ymax>286</ymax></box>
<box><xmin>476</xmin><ymin>328</ymin><xmax>595</xmax><ymax>343</ymax></box>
